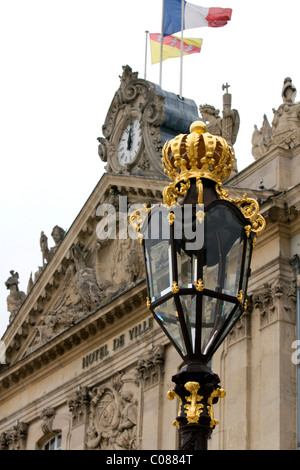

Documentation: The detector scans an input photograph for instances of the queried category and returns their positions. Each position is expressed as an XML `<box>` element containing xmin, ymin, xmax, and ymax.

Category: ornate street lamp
<box><xmin>130</xmin><ymin>121</ymin><xmax>265</xmax><ymax>450</ymax></box>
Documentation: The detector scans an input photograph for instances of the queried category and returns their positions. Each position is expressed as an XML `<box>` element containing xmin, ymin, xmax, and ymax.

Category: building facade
<box><xmin>0</xmin><ymin>68</ymin><xmax>299</xmax><ymax>450</ymax></box>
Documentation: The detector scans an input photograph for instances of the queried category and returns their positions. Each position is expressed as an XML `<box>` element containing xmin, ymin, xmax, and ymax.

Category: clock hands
<box><xmin>127</xmin><ymin>122</ymin><xmax>133</xmax><ymax>151</ymax></box>
<box><xmin>118</xmin><ymin>119</ymin><xmax>141</xmax><ymax>166</ymax></box>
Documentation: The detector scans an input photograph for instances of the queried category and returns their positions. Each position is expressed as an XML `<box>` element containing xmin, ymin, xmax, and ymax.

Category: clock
<box><xmin>117</xmin><ymin>119</ymin><xmax>142</xmax><ymax>166</ymax></box>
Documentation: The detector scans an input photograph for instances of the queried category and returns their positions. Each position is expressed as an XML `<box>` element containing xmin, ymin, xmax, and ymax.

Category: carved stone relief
<box><xmin>266</xmin><ymin>203</ymin><xmax>298</xmax><ymax>224</ymax></box>
<box><xmin>40</xmin><ymin>407</ymin><xmax>56</xmax><ymax>435</ymax></box>
<box><xmin>24</xmin><ymin>193</ymin><xmax>145</xmax><ymax>354</ymax></box>
<box><xmin>84</xmin><ymin>371</ymin><xmax>139</xmax><ymax>450</ymax></box>
<box><xmin>227</xmin><ymin>309</ymin><xmax>252</xmax><ymax>346</ymax></box>
<box><xmin>0</xmin><ymin>422</ymin><xmax>28</xmax><ymax>450</ymax></box>
<box><xmin>137</xmin><ymin>344</ymin><xmax>165</xmax><ymax>389</ymax></box>
<box><xmin>68</xmin><ymin>386</ymin><xmax>91</xmax><ymax>428</ymax></box>
<box><xmin>253</xmin><ymin>279</ymin><xmax>296</xmax><ymax>328</ymax></box>
<box><xmin>95</xmin><ymin>193</ymin><xmax>145</xmax><ymax>298</ymax></box>
<box><xmin>27</xmin><ymin>243</ymin><xmax>105</xmax><ymax>353</ymax></box>
<box><xmin>0</xmin><ymin>432</ymin><xmax>7</xmax><ymax>450</ymax></box>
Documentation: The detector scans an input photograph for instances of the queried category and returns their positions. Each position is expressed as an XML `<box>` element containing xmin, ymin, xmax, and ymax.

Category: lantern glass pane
<box><xmin>144</xmin><ymin>239</ymin><xmax>172</xmax><ymax>301</ymax></box>
<box><xmin>204</xmin><ymin>204</ymin><xmax>245</xmax><ymax>298</ymax></box>
<box><xmin>201</xmin><ymin>296</ymin><xmax>237</xmax><ymax>355</ymax></box>
<box><xmin>208</xmin><ymin>304</ymin><xmax>242</xmax><ymax>356</ymax></box>
<box><xmin>143</xmin><ymin>206</ymin><xmax>173</xmax><ymax>301</ymax></box>
<box><xmin>176</xmin><ymin>241</ymin><xmax>197</xmax><ymax>288</ymax></box>
<box><xmin>223</xmin><ymin>236</ymin><xmax>244</xmax><ymax>297</ymax></box>
<box><xmin>178</xmin><ymin>294</ymin><xmax>196</xmax><ymax>352</ymax></box>
<box><xmin>241</xmin><ymin>237</ymin><xmax>252</xmax><ymax>294</ymax></box>
<box><xmin>154</xmin><ymin>297</ymin><xmax>187</xmax><ymax>357</ymax></box>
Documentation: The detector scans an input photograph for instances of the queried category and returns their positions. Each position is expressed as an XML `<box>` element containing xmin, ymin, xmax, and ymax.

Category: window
<box><xmin>43</xmin><ymin>433</ymin><xmax>62</xmax><ymax>450</ymax></box>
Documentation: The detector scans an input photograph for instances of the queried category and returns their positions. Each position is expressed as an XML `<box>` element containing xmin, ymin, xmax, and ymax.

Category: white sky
<box><xmin>0</xmin><ymin>0</ymin><xmax>299</xmax><ymax>336</ymax></box>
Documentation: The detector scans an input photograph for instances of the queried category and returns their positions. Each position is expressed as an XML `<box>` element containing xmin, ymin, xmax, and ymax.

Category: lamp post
<box><xmin>130</xmin><ymin>121</ymin><xmax>265</xmax><ymax>450</ymax></box>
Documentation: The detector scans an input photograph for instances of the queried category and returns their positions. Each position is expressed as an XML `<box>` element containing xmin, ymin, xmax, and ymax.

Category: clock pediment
<box><xmin>98</xmin><ymin>65</ymin><xmax>200</xmax><ymax>178</ymax></box>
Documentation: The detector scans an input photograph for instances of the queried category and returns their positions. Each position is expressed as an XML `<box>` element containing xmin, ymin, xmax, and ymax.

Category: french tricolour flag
<box><xmin>163</xmin><ymin>0</ymin><xmax>232</xmax><ymax>36</ymax></box>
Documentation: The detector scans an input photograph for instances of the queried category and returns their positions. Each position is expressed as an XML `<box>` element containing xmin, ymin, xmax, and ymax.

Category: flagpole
<box><xmin>179</xmin><ymin>0</ymin><xmax>184</xmax><ymax>99</ymax></box>
<box><xmin>159</xmin><ymin>0</ymin><xmax>164</xmax><ymax>87</ymax></box>
<box><xmin>144</xmin><ymin>31</ymin><xmax>149</xmax><ymax>79</ymax></box>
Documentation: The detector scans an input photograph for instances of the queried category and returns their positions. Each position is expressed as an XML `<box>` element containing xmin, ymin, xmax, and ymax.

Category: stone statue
<box><xmin>70</xmin><ymin>244</ymin><xmax>104</xmax><ymax>312</ymax></box>
<box><xmin>282</xmin><ymin>76</ymin><xmax>297</xmax><ymax>103</ymax></box>
<box><xmin>5</xmin><ymin>271</ymin><xmax>26</xmax><ymax>322</ymax></box>
<box><xmin>271</xmin><ymin>77</ymin><xmax>300</xmax><ymax>146</ymax></box>
<box><xmin>251</xmin><ymin>114</ymin><xmax>273</xmax><ymax>159</ymax></box>
<box><xmin>40</xmin><ymin>226</ymin><xmax>65</xmax><ymax>267</ymax></box>
<box><xmin>200</xmin><ymin>83</ymin><xmax>239</xmax><ymax>173</ymax></box>
<box><xmin>252</xmin><ymin>78</ymin><xmax>300</xmax><ymax>158</ymax></box>
<box><xmin>40</xmin><ymin>231</ymin><xmax>50</xmax><ymax>266</ymax></box>
<box><xmin>261</xmin><ymin>114</ymin><xmax>273</xmax><ymax>145</ymax></box>
<box><xmin>199</xmin><ymin>84</ymin><xmax>240</xmax><ymax>147</ymax></box>
<box><xmin>221</xmin><ymin>83</ymin><xmax>240</xmax><ymax>147</ymax></box>
<box><xmin>49</xmin><ymin>225</ymin><xmax>65</xmax><ymax>256</ymax></box>
<box><xmin>198</xmin><ymin>104</ymin><xmax>222</xmax><ymax>136</ymax></box>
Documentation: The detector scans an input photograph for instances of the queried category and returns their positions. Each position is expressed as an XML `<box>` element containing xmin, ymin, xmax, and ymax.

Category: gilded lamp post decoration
<box><xmin>130</xmin><ymin>121</ymin><xmax>265</xmax><ymax>450</ymax></box>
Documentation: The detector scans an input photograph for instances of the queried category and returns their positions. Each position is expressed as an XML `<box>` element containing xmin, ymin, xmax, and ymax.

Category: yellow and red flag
<box><xmin>149</xmin><ymin>33</ymin><xmax>203</xmax><ymax>64</ymax></box>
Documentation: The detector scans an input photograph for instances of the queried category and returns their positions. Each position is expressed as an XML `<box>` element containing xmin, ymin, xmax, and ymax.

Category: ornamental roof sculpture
<box><xmin>252</xmin><ymin>77</ymin><xmax>300</xmax><ymax>158</ymax></box>
<box><xmin>199</xmin><ymin>83</ymin><xmax>240</xmax><ymax>174</ymax></box>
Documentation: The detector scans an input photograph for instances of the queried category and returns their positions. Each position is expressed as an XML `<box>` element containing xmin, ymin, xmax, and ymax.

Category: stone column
<box><xmin>68</xmin><ymin>386</ymin><xmax>91</xmax><ymax>450</ymax></box>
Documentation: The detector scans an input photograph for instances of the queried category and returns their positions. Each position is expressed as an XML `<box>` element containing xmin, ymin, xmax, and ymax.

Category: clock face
<box><xmin>118</xmin><ymin>119</ymin><xmax>142</xmax><ymax>166</ymax></box>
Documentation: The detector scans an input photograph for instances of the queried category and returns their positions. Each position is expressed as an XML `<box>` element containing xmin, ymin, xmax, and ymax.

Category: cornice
<box><xmin>228</xmin><ymin>144</ymin><xmax>300</xmax><ymax>189</ymax></box>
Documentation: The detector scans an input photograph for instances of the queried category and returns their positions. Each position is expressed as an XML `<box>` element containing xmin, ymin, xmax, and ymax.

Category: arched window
<box><xmin>43</xmin><ymin>433</ymin><xmax>62</xmax><ymax>450</ymax></box>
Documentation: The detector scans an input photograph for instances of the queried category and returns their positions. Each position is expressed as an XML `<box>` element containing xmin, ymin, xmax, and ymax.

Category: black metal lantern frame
<box><xmin>139</xmin><ymin>182</ymin><xmax>254</xmax><ymax>365</ymax></box>
<box><xmin>129</xmin><ymin>121</ymin><xmax>265</xmax><ymax>449</ymax></box>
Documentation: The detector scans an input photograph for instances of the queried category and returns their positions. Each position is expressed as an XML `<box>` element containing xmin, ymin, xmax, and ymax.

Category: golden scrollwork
<box><xmin>215</xmin><ymin>184</ymin><xmax>266</xmax><ymax>242</ymax></box>
<box><xmin>166</xmin><ymin>389</ymin><xmax>181</xmax><ymax>428</ymax></box>
<box><xmin>184</xmin><ymin>382</ymin><xmax>204</xmax><ymax>424</ymax></box>
<box><xmin>237</xmin><ymin>290</ymin><xmax>243</xmax><ymax>303</ymax></box>
<box><xmin>146</xmin><ymin>297</ymin><xmax>151</xmax><ymax>309</ymax></box>
<box><xmin>128</xmin><ymin>204</ymin><xmax>151</xmax><ymax>244</ymax></box>
<box><xmin>162</xmin><ymin>177</ymin><xmax>190</xmax><ymax>207</ymax></box>
<box><xmin>207</xmin><ymin>388</ymin><xmax>226</xmax><ymax>428</ymax></box>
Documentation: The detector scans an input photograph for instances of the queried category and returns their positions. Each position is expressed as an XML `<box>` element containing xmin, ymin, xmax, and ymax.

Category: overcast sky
<box><xmin>1</xmin><ymin>0</ymin><xmax>299</xmax><ymax>336</ymax></box>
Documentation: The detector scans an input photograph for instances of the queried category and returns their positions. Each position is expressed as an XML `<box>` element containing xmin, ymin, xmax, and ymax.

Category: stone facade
<box><xmin>209</xmin><ymin>77</ymin><xmax>300</xmax><ymax>450</ymax></box>
<box><xmin>0</xmin><ymin>70</ymin><xmax>299</xmax><ymax>450</ymax></box>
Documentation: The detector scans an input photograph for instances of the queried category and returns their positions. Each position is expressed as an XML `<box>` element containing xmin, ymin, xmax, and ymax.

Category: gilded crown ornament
<box><xmin>162</xmin><ymin>121</ymin><xmax>234</xmax><ymax>206</ymax></box>
<box><xmin>161</xmin><ymin>120</ymin><xmax>266</xmax><ymax>242</ymax></box>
